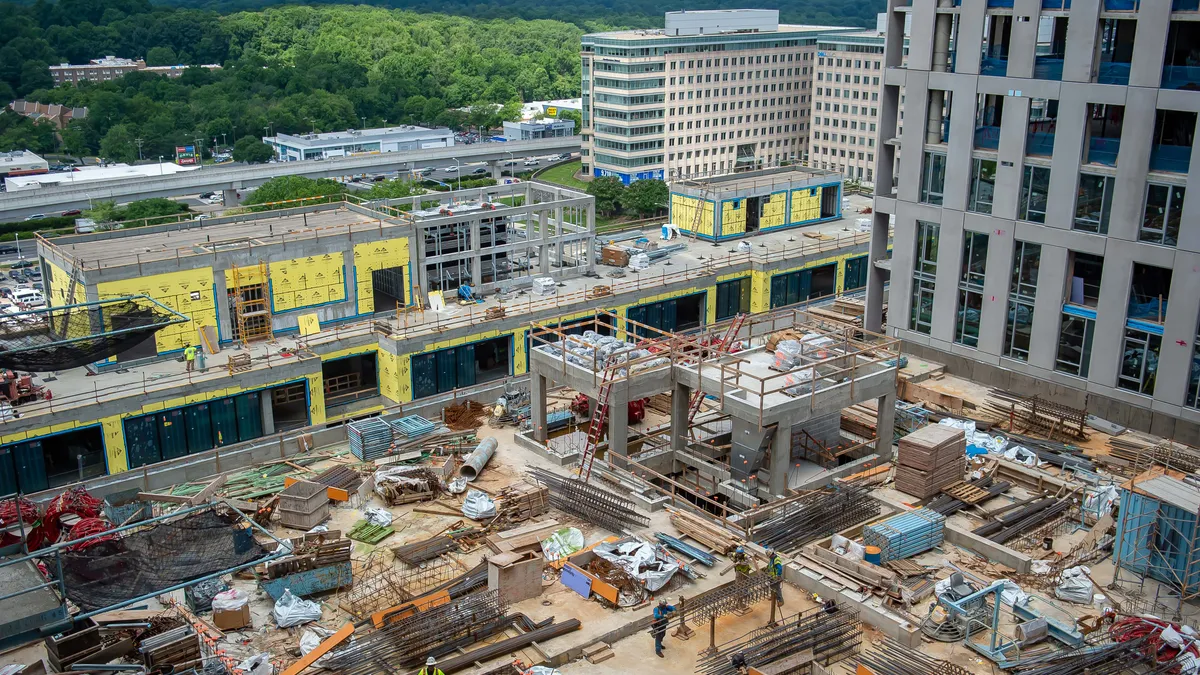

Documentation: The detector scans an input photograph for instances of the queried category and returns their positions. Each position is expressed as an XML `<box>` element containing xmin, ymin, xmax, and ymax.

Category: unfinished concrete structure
<box><xmin>523</xmin><ymin>308</ymin><xmax>899</xmax><ymax>507</ymax></box>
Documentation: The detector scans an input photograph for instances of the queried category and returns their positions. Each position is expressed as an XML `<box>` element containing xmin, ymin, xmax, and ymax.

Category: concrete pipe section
<box><xmin>459</xmin><ymin>437</ymin><xmax>498</xmax><ymax>481</ymax></box>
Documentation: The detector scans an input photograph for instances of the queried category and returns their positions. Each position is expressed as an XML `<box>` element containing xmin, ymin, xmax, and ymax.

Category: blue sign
<box><xmin>592</xmin><ymin>167</ymin><xmax>663</xmax><ymax>185</ymax></box>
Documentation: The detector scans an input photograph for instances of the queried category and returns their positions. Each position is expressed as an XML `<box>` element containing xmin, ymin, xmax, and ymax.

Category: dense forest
<box><xmin>0</xmin><ymin>0</ymin><xmax>879</xmax><ymax>161</ymax></box>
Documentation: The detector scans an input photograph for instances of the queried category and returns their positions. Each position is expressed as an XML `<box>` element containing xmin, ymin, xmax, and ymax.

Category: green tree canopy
<box><xmin>145</xmin><ymin>46</ymin><xmax>177</xmax><ymax>66</ymax></box>
<box><xmin>586</xmin><ymin>176</ymin><xmax>624</xmax><ymax>216</ymax></box>
<box><xmin>99</xmin><ymin>123</ymin><xmax>137</xmax><ymax>163</ymax></box>
<box><xmin>232</xmin><ymin>135</ymin><xmax>274</xmax><ymax>163</ymax></box>
<box><xmin>244</xmin><ymin>176</ymin><xmax>344</xmax><ymax>206</ymax></box>
<box><xmin>559</xmin><ymin>109</ymin><xmax>581</xmax><ymax>135</ymax></box>
<box><xmin>624</xmin><ymin>179</ymin><xmax>667</xmax><ymax>217</ymax></box>
<box><xmin>365</xmin><ymin>179</ymin><xmax>426</xmax><ymax>199</ymax></box>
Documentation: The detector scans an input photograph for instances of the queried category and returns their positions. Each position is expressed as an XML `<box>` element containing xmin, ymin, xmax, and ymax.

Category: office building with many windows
<box><xmin>581</xmin><ymin>10</ymin><xmax>858</xmax><ymax>184</ymax></box>
<box><xmin>809</xmin><ymin>31</ymin><xmax>887</xmax><ymax>185</ymax></box>
<box><xmin>865</xmin><ymin>1</ymin><xmax>1200</xmax><ymax>441</ymax></box>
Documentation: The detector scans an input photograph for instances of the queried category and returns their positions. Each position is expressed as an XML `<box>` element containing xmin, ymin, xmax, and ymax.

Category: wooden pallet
<box><xmin>940</xmin><ymin>480</ymin><xmax>991</xmax><ymax>505</ymax></box>
<box><xmin>347</xmin><ymin>520</ymin><xmax>395</xmax><ymax>545</ymax></box>
<box><xmin>885</xmin><ymin>559</ymin><xmax>929</xmax><ymax>578</ymax></box>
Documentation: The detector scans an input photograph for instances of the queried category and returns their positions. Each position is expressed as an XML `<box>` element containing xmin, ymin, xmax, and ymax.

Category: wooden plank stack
<box><xmin>665</xmin><ymin>506</ymin><xmax>741</xmax><ymax>553</ymax></box>
<box><xmin>895</xmin><ymin>424</ymin><xmax>965</xmax><ymax>498</ymax></box>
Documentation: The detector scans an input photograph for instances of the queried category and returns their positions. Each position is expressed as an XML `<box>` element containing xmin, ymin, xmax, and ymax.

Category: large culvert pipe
<box><xmin>459</xmin><ymin>437</ymin><xmax>498</xmax><ymax>481</ymax></box>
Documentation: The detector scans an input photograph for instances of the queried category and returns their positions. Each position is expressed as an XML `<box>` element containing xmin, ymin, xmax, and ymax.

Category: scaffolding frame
<box><xmin>1110</xmin><ymin>466</ymin><xmax>1200</xmax><ymax>621</ymax></box>
<box><xmin>230</xmin><ymin>261</ymin><xmax>272</xmax><ymax>347</ymax></box>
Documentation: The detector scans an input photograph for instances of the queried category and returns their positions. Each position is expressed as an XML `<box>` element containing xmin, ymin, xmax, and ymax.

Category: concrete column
<box><xmin>585</xmin><ymin>202</ymin><xmax>597</xmax><ymax>274</ymax></box>
<box><xmin>671</xmin><ymin>381</ymin><xmax>692</xmax><ymax>453</ymax></box>
<box><xmin>1155</xmin><ymin>250</ymin><xmax>1200</xmax><ymax>408</ymax></box>
<box><xmin>930</xmin><ymin>211</ymin><xmax>964</xmax><ymax>345</ymax></box>
<box><xmin>1108</xmin><ymin>87</ymin><xmax>1157</xmax><ymax>242</ymax></box>
<box><xmin>607</xmin><ymin>395</ymin><xmax>628</xmax><ymax>466</ymax></box>
<box><xmin>876</xmin><ymin>393</ymin><xmax>896</xmax><ymax>459</ymax></box>
<box><xmin>261</xmin><ymin>391</ymin><xmax>276</xmax><ymax>436</ymax></box>
<box><xmin>538</xmin><ymin>210</ymin><xmax>551</xmax><ymax>274</ymax></box>
<box><xmin>213</xmin><ymin>269</ymin><xmax>231</xmax><ymax>343</ymax></box>
<box><xmin>885</xmin><ymin>212</ymin><xmax>917</xmax><ymax>336</ymax></box>
<box><xmin>768</xmin><ymin>420</ymin><xmax>792</xmax><ymax>497</ymax></box>
<box><xmin>1027</xmin><ymin>244</ymin><xmax>1068</xmax><ymax>370</ymax></box>
<box><xmin>975</xmin><ymin>220</ymin><xmax>1013</xmax><ymax>357</ymax></box>
<box><xmin>1088</xmin><ymin>253</ymin><xmax>1134</xmax><ymax>389</ymax></box>
<box><xmin>470</xmin><ymin>218</ymin><xmax>482</xmax><ymax>287</ymax></box>
<box><xmin>490</xmin><ymin>160</ymin><xmax>503</xmax><ymax>180</ymax></box>
<box><xmin>865</xmin><ymin>209</ymin><xmax>891</xmax><ymax>333</ymax></box>
<box><xmin>531</xmin><ymin>374</ymin><xmax>548</xmax><ymax>442</ymax></box>
<box><xmin>222</xmin><ymin>188</ymin><xmax>242</xmax><ymax>207</ymax></box>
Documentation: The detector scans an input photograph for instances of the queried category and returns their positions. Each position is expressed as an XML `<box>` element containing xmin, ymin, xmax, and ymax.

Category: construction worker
<box><xmin>418</xmin><ymin>656</ymin><xmax>445</xmax><ymax>675</ymax></box>
<box><xmin>766</xmin><ymin>547</ymin><xmax>784</xmax><ymax>606</ymax></box>
<box><xmin>730</xmin><ymin>651</ymin><xmax>749</xmax><ymax>675</ymax></box>
<box><xmin>650</xmin><ymin>597</ymin><xmax>676</xmax><ymax>658</ymax></box>
<box><xmin>730</xmin><ymin>545</ymin><xmax>756</xmax><ymax>579</ymax></box>
<box><xmin>184</xmin><ymin>344</ymin><xmax>197</xmax><ymax>372</ymax></box>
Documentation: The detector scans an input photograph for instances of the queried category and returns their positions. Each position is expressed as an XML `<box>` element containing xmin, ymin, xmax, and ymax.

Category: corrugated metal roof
<box><xmin>1136</xmin><ymin>475</ymin><xmax>1200</xmax><ymax>513</ymax></box>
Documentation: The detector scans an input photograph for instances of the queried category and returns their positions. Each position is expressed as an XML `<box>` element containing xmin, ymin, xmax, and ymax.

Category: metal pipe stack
<box><xmin>972</xmin><ymin>497</ymin><xmax>1070</xmax><ymax>544</ymax></box>
<box><xmin>697</xmin><ymin>605</ymin><xmax>861</xmax><ymax>675</ymax></box>
<box><xmin>854</xmin><ymin>637</ymin><xmax>973</xmax><ymax>675</ymax></box>
<box><xmin>862</xmin><ymin>508</ymin><xmax>946</xmax><ymax>562</ymax></box>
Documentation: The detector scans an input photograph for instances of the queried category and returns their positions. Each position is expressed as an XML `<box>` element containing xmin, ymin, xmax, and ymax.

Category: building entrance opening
<box><xmin>371</xmin><ymin>267</ymin><xmax>405</xmax><ymax>313</ymax></box>
<box><xmin>0</xmin><ymin>426</ymin><xmax>106</xmax><ymax>494</ymax></box>
<box><xmin>746</xmin><ymin>196</ymin><xmax>761</xmax><ymax>233</ymax></box>
<box><xmin>322</xmin><ymin>354</ymin><xmax>379</xmax><ymax>407</ymax></box>
<box><xmin>270</xmin><ymin>382</ymin><xmax>309</xmax><ymax>431</ymax></box>
<box><xmin>820</xmin><ymin>187</ymin><xmax>838</xmax><ymax>218</ymax></box>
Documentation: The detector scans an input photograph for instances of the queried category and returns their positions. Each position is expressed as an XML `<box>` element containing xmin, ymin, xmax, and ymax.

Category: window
<box><xmin>1004</xmin><ymin>242</ymin><xmax>1040</xmax><ymax>361</ymax></box>
<box><xmin>1118</xmin><ymin>328</ymin><xmax>1161</xmax><ymax>396</ymax></box>
<box><xmin>1018</xmin><ymin>165</ymin><xmax>1050</xmax><ymax>223</ymax></box>
<box><xmin>716</xmin><ymin>277</ymin><xmax>751</xmax><ymax>320</ymax></box>
<box><xmin>1074</xmin><ymin>173</ymin><xmax>1114</xmax><ymax>234</ymax></box>
<box><xmin>1057</xmin><ymin>312</ymin><xmax>1095</xmax><ymax>379</ymax></box>
<box><xmin>1140</xmin><ymin>183</ymin><xmax>1185</xmax><ymax>246</ymax></box>
<box><xmin>1187</xmin><ymin>321</ymin><xmax>1200</xmax><ymax>410</ymax></box>
<box><xmin>968</xmin><ymin>158</ymin><xmax>997</xmax><ymax>214</ymax></box>
<box><xmin>920</xmin><ymin>151</ymin><xmax>947</xmax><ymax>205</ymax></box>
<box><xmin>954</xmin><ymin>232</ymin><xmax>989</xmax><ymax>347</ymax></box>
<box><xmin>769</xmin><ymin>263</ymin><xmax>837</xmax><ymax>309</ymax></box>
<box><xmin>1066</xmin><ymin>252</ymin><xmax>1104</xmax><ymax>307</ymax></box>
<box><xmin>1128</xmin><ymin>263</ymin><xmax>1171</xmax><ymax>325</ymax></box>
<box><xmin>910</xmin><ymin>220</ymin><xmax>939</xmax><ymax>335</ymax></box>
<box><xmin>411</xmin><ymin>336</ymin><xmax>512</xmax><ymax>400</ymax></box>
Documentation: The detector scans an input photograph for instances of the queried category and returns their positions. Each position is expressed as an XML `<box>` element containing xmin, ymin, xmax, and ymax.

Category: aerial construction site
<box><xmin>0</xmin><ymin>171</ymin><xmax>1195</xmax><ymax>675</ymax></box>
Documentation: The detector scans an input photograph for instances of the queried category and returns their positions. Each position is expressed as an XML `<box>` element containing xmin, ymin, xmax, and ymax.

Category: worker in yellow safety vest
<box><xmin>730</xmin><ymin>545</ymin><xmax>756</xmax><ymax>579</ymax></box>
<box><xmin>767</xmin><ymin>547</ymin><xmax>785</xmax><ymax>606</ymax></box>
<box><xmin>418</xmin><ymin>656</ymin><xmax>445</xmax><ymax>675</ymax></box>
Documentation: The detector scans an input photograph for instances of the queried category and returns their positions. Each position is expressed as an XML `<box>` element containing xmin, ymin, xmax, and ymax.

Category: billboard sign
<box><xmin>175</xmin><ymin>145</ymin><xmax>197</xmax><ymax>165</ymax></box>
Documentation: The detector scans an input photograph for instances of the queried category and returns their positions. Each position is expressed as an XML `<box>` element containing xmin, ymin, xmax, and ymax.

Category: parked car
<box><xmin>7</xmin><ymin>270</ymin><xmax>20</xmax><ymax>281</ymax></box>
<box><xmin>24</xmin><ymin>269</ymin><xmax>40</xmax><ymax>280</ymax></box>
<box><xmin>60</xmin><ymin>209</ymin><xmax>82</xmax><ymax>217</ymax></box>
<box><xmin>0</xmin><ymin>287</ymin><xmax>13</xmax><ymax>299</ymax></box>
<box><xmin>11</xmin><ymin>260</ymin><xmax>35</xmax><ymax>269</ymax></box>
<box><xmin>523</xmin><ymin>158</ymin><xmax>540</xmax><ymax>167</ymax></box>
<box><xmin>23</xmin><ymin>214</ymin><xmax>46</xmax><ymax>222</ymax></box>
<box><xmin>31</xmin><ymin>282</ymin><xmax>42</xmax><ymax>291</ymax></box>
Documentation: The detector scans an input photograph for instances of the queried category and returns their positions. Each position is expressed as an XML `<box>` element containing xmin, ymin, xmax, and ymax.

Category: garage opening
<box><xmin>820</xmin><ymin>186</ymin><xmax>839</xmax><ymax>218</ymax></box>
<box><xmin>675</xmin><ymin>292</ymin><xmax>705</xmax><ymax>332</ymax></box>
<box><xmin>810</xmin><ymin>262</ymin><xmax>837</xmax><ymax>299</ymax></box>
<box><xmin>745</xmin><ymin>196</ymin><xmax>761</xmax><ymax>233</ymax></box>
<box><xmin>371</xmin><ymin>267</ymin><xmax>406</xmax><ymax>313</ymax></box>
<box><xmin>271</xmin><ymin>382</ymin><xmax>309</xmax><ymax>431</ymax></box>
<box><xmin>0</xmin><ymin>426</ymin><xmax>108</xmax><ymax>494</ymax></box>
<box><xmin>323</xmin><ymin>353</ymin><xmax>379</xmax><ymax>407</ymax></box>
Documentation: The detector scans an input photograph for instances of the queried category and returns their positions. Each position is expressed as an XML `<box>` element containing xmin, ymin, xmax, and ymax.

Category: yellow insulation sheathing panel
<box><xmin>760</xmin><ymin>192</ymin><xmax>787</xmax><ymax>229</ymax></box>
<box><xmin>306</xmin><ymin>372</ymin><xmax>326</xmax><ymax>425</ymax></box>
<box><xmin>270</xmin><ymin>253</ymin><xmax>347</xmax><ymax>312</ymax></box>
<box><xmin>45</xmin><ymin>259</ymin><xmax>83</xmax><ymax>307</ymax></box>
<box><xmin>791</xmin><ymin>187</ymin><xmax>821</xmax><ymax>224</ymax></box>
<box><xmin>671</xmin><ymin>194</ymin><xmax>714</xmax><ymax>237</ymax></box>
<box><xmin>97</xmin><ymin>268</ymin><xmax>217</xmax><ymax>355</ymax></box>
<box><xmin>378</xmin><ymin>349</ymin><xmax>400</xmax><ymax>403</ymax></box>
<box><xmin>353</xmin><ymin>237</ymin><xmax>411</xmax><ymax>315</ymax></box>
<box><xmin>750</xmin><ymin>270</ymin><xmax>771</xmax><ymax>313</ymax></box>
<box><xmin>721</xmin><ymin>200</ymin><xmax>746</xmax><ymax>236</ymax></box>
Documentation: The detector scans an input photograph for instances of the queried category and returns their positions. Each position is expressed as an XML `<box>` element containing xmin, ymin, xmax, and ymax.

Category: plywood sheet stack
<box><xmin>895</xmin><ymin>424</ymin><xmax>965</xmax><ymax>498</ymax></box>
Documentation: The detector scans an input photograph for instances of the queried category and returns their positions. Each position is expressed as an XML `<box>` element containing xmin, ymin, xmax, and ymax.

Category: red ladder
<box><xmin>579</xmin><ymin>366</ymin><xmax>617</xmax><ymax>483</ymax></box>
<box><xmin>686</xmin><ymin>313</ymin><xmax>747</xmax><ymax>427</ymax></box>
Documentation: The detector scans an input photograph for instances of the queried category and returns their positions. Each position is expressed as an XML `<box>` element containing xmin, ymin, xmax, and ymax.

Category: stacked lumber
<box><xmin>264</xmin><ymin>537</ymin><xmax>353</xmax><ymax>579</ymax></box>
<box><xmin>666</xmin><ymin>506</ymin><xmax>741</xmax><ymax>553</ymax></box>
<box><xmin>600</xmin><ymin>245</ymin><xmax>630</xmax><ymax>267</ymax></box>
<box><xmin>646</xmin><ymin>393</ymin><xmax>673</xmax><ymax>416</ymax></box>
<box><xmin>895</xmin><ymin>424</ymin><xmax>965</xmax><ymax>499</ymax></box>
<box><xmin>841</xmin><ymin>402</ymin><xmax>878</xmax><ymax>439</ymax></box>
<box><xmin>765</xmin><ymin>329</ymin><xmax>804</xmax><ymax>352</ymax></box>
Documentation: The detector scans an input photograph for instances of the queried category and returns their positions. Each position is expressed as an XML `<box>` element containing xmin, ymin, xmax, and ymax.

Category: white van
<box><xmin>12</xmin><ymin>289</ymin><xmax>45</xmax><ymax>308</ymax></box>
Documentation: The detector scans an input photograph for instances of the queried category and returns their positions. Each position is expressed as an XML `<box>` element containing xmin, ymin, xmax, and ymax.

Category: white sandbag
<box><xmin>236</xmin><ymin>654</ymin><xmax>273</xmax><ymax>675</ymax></box>
<box><xmin>362</xmin><ymin>507</ymin><xmax>393</xmax><ymax>527</ymax></box>
<box><xmin>629</xmin><ymin>253</ymin><xmax>650</xmax><ymax>270</ymax></box>
<box><xmin>1162</xmin><ymin>624</ymin><xmax>1185</xmax><ymax>649</ymax></box>
<box><xmin>1053</xmin><ymin>568</ymin><xmax>1094</xmax><ymax>604</ymax></box>
<box><xmin>306</xmin><ymin>524</ymin><xmax>328</xmax><ymax>534</ymax></box>
<box><xmin>211</xmin><ymin>588</ymin><xmax>249</xmax><ymax>611</ymax></box>
<box><xmin>832</xmin><ymin>534</ymin><xmax>865</xmax><ymax>561</ymax></box>
<box><xmin>299</xmin><ymin>627</ymin><xmax>331</xmax><ymax>655</ymax></box>
<box><xmin>774</xmin><ymin>340</ymin><xmax>803</xmax><ymax>369</ymax></box>
<box><xmin>736</xmin><ymin>241</ymin><xmax>752</xmax><ymax>252</ymax></box>
<box><xmin>1000</xmin><ymin>579</ymin><xmax>1029</xmax><ymax>607</ymax></box>
<box><xmin>447</xmin><ymin>476</ymin><xmax>467</xmax><ymax>494</ymax></box>
<box><xmin>463</xmin><ymin>489</ymin><xmax>496</xmax><ymax>519</ymax></box>
<box><xmin>1030</xmin><ymin>560</ymin><xmax>1052</xmax><ymax>575</ymax></box>
<box><xmin>273</xmin><ymin>589</ymin><xmax>322</xmax><ymax>627</ymax></box>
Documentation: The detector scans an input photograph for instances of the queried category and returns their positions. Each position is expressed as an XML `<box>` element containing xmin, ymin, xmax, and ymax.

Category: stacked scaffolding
<box><xmin>696</xmin><ymin>605</ymin><xmax>861</xmax><ymax>675</ymax></box>
<box><xmin>230</xmin><ymin>261</ymin><xmax>272</xmax><ymax>347</ymax></box>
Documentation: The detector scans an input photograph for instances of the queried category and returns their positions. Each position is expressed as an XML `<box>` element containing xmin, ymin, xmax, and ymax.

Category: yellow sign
<box><xmin>297</xmin><ymin>313</ymin><xmax>321</xmax><ymax>336</ymax></box>
<box><xmin>546</xmin><ymin>106</ymin><xmax>558</xmax><ymax>117</ymax></box>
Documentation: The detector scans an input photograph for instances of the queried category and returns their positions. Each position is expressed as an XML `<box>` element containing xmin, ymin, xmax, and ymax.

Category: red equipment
<box><xmin>0</xmin><ymin>370</ymin><xmax>49</xmax><ymax>405</ymax></box>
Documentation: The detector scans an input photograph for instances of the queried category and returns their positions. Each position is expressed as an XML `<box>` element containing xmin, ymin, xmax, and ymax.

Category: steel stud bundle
<box><xmin>697</xmin><ymin>605</ymin><xmax>861</xmax><ymax>675</ymax></box>
<box><xmin>527</xmin><ymin>467</ymin><xmax>649</xmax><ymax>532</ymax></box>
<box><xmin>750</xmin><ymin>484</ymin><xmax>879</xmax><ymax>553</ymax></box>
<box><xmin>862</xmin><ymin>508</ymin><xmax>946</xmax><ymax>562</ymax></box>
<box><xmin>1007</xmin><ymin>637</ymin><xmax>1158</xmax><ymax>675</ymax></box>
<box><xmin>854</xmin><ymin>637</ymin><xmax>973</xmax><ymax>675</ymax></box>
<box><xmin>347</xmin><ymin>418</ymin><xmax>394</xmax><ymax>460</ymax></box>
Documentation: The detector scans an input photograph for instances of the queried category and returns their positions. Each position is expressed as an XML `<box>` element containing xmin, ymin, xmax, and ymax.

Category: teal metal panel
<box><xmin>184</xmin><ymin>403</ymin><xmax>214</xmax><ymax>454</ymax></box>
<box><xmin>770</xmin><ymin>275</ymin><xmax>788</xmax><ymax>309</ymax></box>
<box><xmin>457</xmin><ymin>344</ymin><xmax>476</xmax><ymax>388</ymax></box>
<box><xmin>236</xmin><ymin>392</ymin><xmax>263</xmax><ymax>442</ymax></box>
<box><xmin>259</xmin><ymin>560</ymin><xmax>353</xmax><ymax>600</ymax></box>
<box><xmin>12</xmin><ymin>440</ymin><xmax>46</xmax><ymax>493</ymax></box>
<box><xmin>157</xmin><ymin>409</ymin><xmax>188</xmax><ymax>460</ymax></box>
<box><xmin>412</xmin><ymin>353</ymin><xmax>437</xmax><ymax>400</ymax></box>
<box><xmin>435</xmin><ymin>349</ymin><xmax>457</xmax><ymax>394</ymax></box>
<box><xmin>0</xmin><ymin>446</ymin><xmax>15</xmax><ymax>495</ymax></box>
<box><xmin>211</xmin><ymin>398</ymin><xmax>239</xmax><ymax>447</ymax></box>
<box><xmin>123</xmin><ymin>415</ymin><xmax>161</xmax><ymax>469</ymax></box>
<box><xmin>845</xmin><ymin>255</ymin><xmax>868</xmax><ymax>291</ymax></box>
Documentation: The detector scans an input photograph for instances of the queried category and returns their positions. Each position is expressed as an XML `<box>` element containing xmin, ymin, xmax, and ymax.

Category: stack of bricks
<box><xmin>895</xmin><ymin>424</ymin><xmax>966</xmax><ymax>498</ymax></box>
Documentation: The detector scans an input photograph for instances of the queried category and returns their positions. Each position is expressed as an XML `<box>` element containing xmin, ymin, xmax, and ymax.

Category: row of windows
<box><xmin>671</xmin><ymin>52</ymin><xmax>811</xmax><ymax>70</ymax></box>
<box><xmin>671</xmin><ymin>111</ymin><xmax>798</xmax><ymax>132</ymax></box>
<box><xmin>818</xmin><ymin>57</ymin><xmax>881</xmax><ymax>69</ymax></box>
<box><xmin>814</xmin><ymin>147</ymin><xmax>873</xmax><ymax>162</ymax></box>
<box><xmin>668</xmin><ymin>97</ymin><xmax>809</xmax><ymax>119</ymax></box>
<box><xmin>669</xmin><ymin>80</ymin><xmax>809</xmax><ymax>101</ymax></box>
<box><xmin>668</xmin><ymin>138</ymin><xmax>797</xmax><ymax>161</ymax></box>
<box><xmin>815</xmin><ymin>86</ymin><xmax>879</xmax><ymax>102</ymax></box>
<box><xmin>671</xmin><ymin>67</ymin><xmax>810</xmax><ymax>85</ymax></box>
<box><xmin>816</xmin><ymin>73</ymin><xmax>880</xmax><ymax>86</ymax></box>
<box><xmin>817</xmin><ymin>103</ymin><xmax>878</xmax><ymax>117</ymax></box>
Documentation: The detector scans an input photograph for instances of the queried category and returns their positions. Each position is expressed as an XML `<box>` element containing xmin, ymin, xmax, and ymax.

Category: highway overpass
<box><xmin>0</xmin><ymin>137</ymin><xmax>582</xmax><ymax>221</ymax></box>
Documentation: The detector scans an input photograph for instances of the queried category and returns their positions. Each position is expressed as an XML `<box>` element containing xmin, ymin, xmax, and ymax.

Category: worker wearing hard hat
<box><xmin>418</xmin><ymin>656</ymin><xmax>445</xmax><ymax>675</ymax></box>
<box><xmin>766</xmin><ymin>547</ymin><xmax>784</xmax><ymax>606</ymax></box>
<box><xmin>730</xmin><ymin>545</ymin><xmax>756</xmax><ymax>579</ymax></box>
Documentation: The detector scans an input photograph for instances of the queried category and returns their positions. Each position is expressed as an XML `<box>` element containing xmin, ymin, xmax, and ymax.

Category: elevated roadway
<box><xmin>0</xmin><ymin>137</ymin><xmax>581</xmax><ymax>221</ymax></box>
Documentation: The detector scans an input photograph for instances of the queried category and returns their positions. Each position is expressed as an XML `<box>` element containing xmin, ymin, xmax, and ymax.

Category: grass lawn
<box><xmin>537</xmin><ymin>160</ymin><xmax>589</xmax><ymax>191</ymax></box>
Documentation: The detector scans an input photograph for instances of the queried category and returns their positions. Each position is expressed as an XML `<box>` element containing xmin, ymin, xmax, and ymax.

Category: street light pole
<box><xmin>158</xmin><ymin>156</ymin><xmax>163</xmax><ymax>175</ymax></box>
<box><xmin>453</xmin><ymin>159</ymin><xmax>461</xmax><ymax>190</ymax></box>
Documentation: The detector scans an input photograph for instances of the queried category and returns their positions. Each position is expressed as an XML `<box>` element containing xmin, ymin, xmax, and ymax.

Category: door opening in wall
<box><xmin>745</xmin><ymin>196</ymin><xmax>761</xmax><ymax>232</ymax></box>
<box><xmin>271</xmin><ymin>383</ymin><xmax>309</xmax><ymax>431</ymax></box>
<box><xmin>322</xmin><ymin>353</ymin><xmax>379</xmax><ymax>407</ymax></box>
<box><xmin>371</xmin><ymin>267</ymin><xmax>406</xmax><ymax>313</ymax></box>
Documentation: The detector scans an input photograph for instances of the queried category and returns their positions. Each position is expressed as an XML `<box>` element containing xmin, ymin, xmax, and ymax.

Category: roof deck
<box><xmin>672</xmin><ymin>165</ymin><xmax>843</xmax><ymax>201</ymax></box>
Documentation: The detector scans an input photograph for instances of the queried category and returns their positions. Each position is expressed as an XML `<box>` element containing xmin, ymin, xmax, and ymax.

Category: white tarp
<box><xmin>593</xmin><ymin>539</ymin><xmax>679</xmax><ymax>592</ymax></box>
<box><xmin>462</xmin><ymin>489</ymin><xmax>496</xmax><ymax>519</ymax></box>
<box><xmin>1054</xmin><ymin>566</ymin><xmax>1094</xmax><ymax>604</ymax></box>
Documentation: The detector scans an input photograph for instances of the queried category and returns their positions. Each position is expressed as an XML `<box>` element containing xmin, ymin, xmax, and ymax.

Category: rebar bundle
<box><xmin>854</xmin><ymin>637</ymin><xmax>973</xmax><ymax>675</ymax></box>
<box><xmin>1008</xmin><ymin>637</ymin><xmax>1157</xmax><ymax>675</ymax></box>
<box><xmin>688</xmin><ymin>572</ymin><xmax>774</xmax><ymax>625</ymax></box>
<box><xmin>972</xmin><ymin>497</ymin><xmax>1071</xmax><ymax>544</ymax></box>
<box><xmin>750</xmin><ymin>484</ymin><xmax>879</xmax><ymax>553</ymax></box>
<box><xmin>697</xmin><ymin>605</ymin><xmax>861</xmax><ymax>675</ymax></box>
<box><xmin>528</xmin><ymin>467</ymin><xmax>649</xmax><ymax>532</ymax></box>
<box><xmin>325</xmin><ymin>590</ymin><xmax>507</xmax><ymax>675</ymax></box>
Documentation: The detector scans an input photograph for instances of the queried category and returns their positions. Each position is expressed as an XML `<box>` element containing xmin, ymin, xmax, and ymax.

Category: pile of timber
<box><xmin>263</xmin><ymin>534</ymin><xmax>352</xmax><ymax>579</ymax></box>
<box><xmin>806</xmin><ymin>297</ymin><xmax>886</xmax><ymax>328</ymax></box>
<box><xmin>493</xmin><ymin>484</ymin><xmax>550</xmax><ymax>522</ymax></box>
<box><xmin>977</xmin><ymin>390</ymin><xmax>1088</xmax><ymax>441</ymax></box>
<box><xmin>925</xmin><ymin>476</ymin><xmax>1011</xmax><ymax>516</ymax></box>
<box><xmin>1108</xmin><ymin>431</ymin><xmax>1200</xmax><ymax>475</ymax></box>
<box><xmin>996</xmin><ymin>431</ymin><xmax>1094</xmax><ymax>472</ymax></box>
<box><xmin>797</xmin><ymin>543</ymin><xmax>898</xmax><ymax>593</ymax></box>
<box><xmin>666</xmin><ymin>506</ymin><xmax>742</xmax><ymax>553</ymax></box>
<box><xmin>894</xmin><ymin>424</ymin><xmax>965</xmax><ymax>499</ymax></box>
<box><xmin>841</xmin><ymin>401</ymin><xmax>878</xmax><ymax>439</ymax></box>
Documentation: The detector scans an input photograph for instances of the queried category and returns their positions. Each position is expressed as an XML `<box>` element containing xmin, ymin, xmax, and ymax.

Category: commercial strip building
<box><xmin>502</xmin><ymin>118</ymin><xmax>575</xmax><ymax>141</ymax></box>
<box><xmin>1</xmin><ymin>177</ymin><xmax>880</xmax><ymax>495</ymax></box>
<box><xmin>581</xmin><ymin>10</ymin><xmax>860</xmax><ymax>185</ymax></box>
<box><xmin>0</xmin><ymin>150</ymin><xmax>49</xmax><ymax>181</ymax></box>
<box><xmin>264</xmin><ymin>125</ymin><xmax>455</xmax><ymax>161</ymax></box>
<box><xmin>865</xmin><ymin>1</ymin><xmax>1200</xmax><ymax>442</ymax></box>
<box><xmin>49</xmin><ymin>56</ymin><xmax>221</xmax><ymax>85</ymax></box>
<box><xmin>4</xmin><ymin>162</ymin><xmax>197</xmax><ymax>192</ymax></box>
